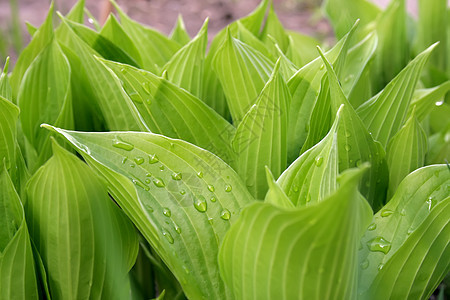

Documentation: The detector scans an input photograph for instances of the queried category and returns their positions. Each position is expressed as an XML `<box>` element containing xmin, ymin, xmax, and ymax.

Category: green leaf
<box><xmin>239</xmin><ymin>0</ymin><xmax>269</xmax><ymax>36</ymax></box>
<box><xmin>57</xmin><ymin>19</ymin><xmax>149</xmax><ymax>131</ymax></box>
<box><xmin>319</xmin><ymin>46</ymin><xmax>389</xmax><ymax>210</ymax></box>
<box><xmin>44</xmin><ymin>126</ymin><xmax>254</xmax><ymax>300</ymax></box>
<box><xmin>426</xmin><ymin>125</ymin><xmax>450</xmax><ymax>164</ymax></box>
<box><xmin>100</xmin><ymin>14</ymin><xmax>143</xmax><ymax>67</ymax></box>
<box><xmin>18</xmin><ymin>38</ymin><xmax>73</xmax><ymax>170</ymax></box>
<box><xmin>323</xmin><ymin>0</ymin><xmax>380</xmax><ymax>39</ymax></box>
<box><xmin>111</xmin><ymin>0</ymin><xmax>181</xmax><ymax>73</ymax></box>
<box><xmin>0</xmin><ymin>57</ymin><xmax>12</xmax><ymax>100</ymax></box>
<box><xmin>102</xmin><ymin>59</ymin><xmax>236</xmax><ymax>164</ymax></box>
<box><xmin>358</xmin><ymin>165</ymin><xmax>450</xmax><ymax>299</ymax></box>
<box><xmin>386</xmin><ymin>111</ymin><xmax>427</xmax><ymax>198</ymax></box>
<box><xmin>357</xmin><ymin>43</ymin><xmax>436</xmax><ymax>147</ymax></box>
<box><xmin>285</xmin><ymin>31</ymin><xmax>321</xmax><ymax>67</ymax></box>
<box><xmin>0</xmin><ymin>165</ymin><xmax>39</xmax><ymax>300</ymax></box>
<box><xmin>169</xmin><ymin>15</ymin><xmax>191</xmax><ymax>46</ymax></box>
<box><xmin>26</xmin><ymin>141</ymin><xmax>139</xmax><ymax>299</ymax></box>
<box><xmin>162</xmin><ymin>19</ymin><xmax>208</xmax><ymax>99</ymax></box>
<box><xmin>0</xmin><ymin>96</ymin><xmax>19</xmax><ymax>171</ymax></box>
<box><xmin>277</xmin><ymin>105</ymin><xmax>340</xmax><ymax>207</ymax></box>
<box><xmin>219</xmin><ymin>166</ymin><xmax>372</xmax><ymax>300</ymax></box>
<box><xmin>213</xmin><ymin>29</ymin><xmax>274</xmax><ymax>123</ymax></box>
<box><xmin>273</xmin><ymin>43</ymin><xmax>298</xmax><ymax>79</ymax></box>
<box><xmin>408</xmin><ymin>81</ymin><xmax>450</xmax><ymax>122</ymax></box>
<box><xmin>260</xmin><ymin>5</ymin><xmax>289</xmax><ymax>54</ymax></box>
<box><xmin>264</xmin><ymin>167</ymin><xmax>294</xmax><ymax>209</ymax></box>
<box><xmin>232</xmin><ymin>60</ymin><xmax>290</xmax><ymax>199</ymax></box>
<box><xmin>10</xmin><ymin>3</ymin><xmax>54</xmax><ymax>98</ymax></box>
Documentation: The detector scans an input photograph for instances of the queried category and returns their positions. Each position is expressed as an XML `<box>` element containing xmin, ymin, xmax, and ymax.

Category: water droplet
<box><xmin>145</xmin><ymin>205</ymin><xmax>154</xmax><ymax>213</ymax></box>
<box><xmin>122</xmin><ymin>157</ymin><xmax>128</xmax><ymax>164</ymax></box>
<box><xmin>367</xmin><ymin>236</ymin><xmax>391</xmax><ymax>254</ymax></box>
<box><xmin>182</xmin><ymin>265</ymin><xmax>190</xmax><ymax>274</ymax></box>
<box><xmin>345</xmin><ymin>131</ymin><xmax>351</xmax><ymax>138</ymax></box>
<box><xmin>344</xmin><ymin>144</ymin><xmax>352</xmax><ymax>152</ymax></box>
<box><xmin>360</xmin><ymin>260</ymin><xmax>369</xmax><ymax>269</ymax></box>
<box><xmin>355</xmin><ymin>159</ymin><xmax>362</xmax><ymax>167</ymax></box>
<box><xmin>220</xmin><ymin>209</ymin><xmax>231</xmax><ymax>220</ymax></box>
<box><xmin>368</xmin><ymin>223</ymin><xmax>377</xmax><ymax>231</ymax></box>
<box><xmin>315</xmin><ymin>156</ymin><xmax>323</xmax><ymax>167</ymax></box>
<box><xmin>149</xmin><ymin>154</ymin><xmax>159</xmax><ymax>164</ymax></box>
<box><xmin>306</xmin><ymin>193</ymin><xmax>311</xmax><ymax>203</ymax></box>
<box><xmin>134</xmin><ymin>156</ymin><xmax>145</xmax><ymax>165</ymax></box>
<box><xmin>207</xmin><ymin>185</ymin><xmax>215</xmax><ymax>192</ymax></box>
<box><xmin>163</xmin><ymin>207</ymin><xmax>171</xmax><ymax>217</ymax></box>
<box><xmin>146</xmin><ymin>172</ymin><xmax>152</xmax><ymax>177</ymax></box>
<box><xmin>170</xmin><ymin>143</ymin><xmax>175</xmax><ymax>149</ymax></box>
<box><xmin>142</xmin><ymin>81</ymin><xmax>151</xmax><ymax>94</ymax></box>
<box><xmin>210</xmin><ymin>196</ymin><xmax>217</xmax><ymax>202</ymax></box>
<box><xmin>129</xmin><ymin>91</ymin><xmax>143</xmax><ymax>103</ymax></box>
<box><xmin>173</xmin><ymin>221</ymin><xmax>181</xmax><ymax>234</ymax></box>
<box><xmin>160</xmin><ymin>165</ymin><xmax>165</xmax><ymax>171</ymax></box>
<box><xmin>88</xmin><ymin>18</ymin><xmax>95</xmax><ymax>24</ymax></box>
<box><xmin>132</xmin><ymin>178</ymin><xmax>149</xmax><ymax>191</ymax></box>
<box><xmin>208</xmin><ymin>217</ymin><xmax>214</xmax><ymax>224</ymax></box>
<box><xmin>153</xmin><ymin>177</ymin><xmax>165</xmax><ymax>188</ymax></box>
<box><xmin>112</xmin><ymin>137</ymin><xmax>134</xmax><ymax>151</ymax></box>
<box><xmin>293</xmin><ymin>185</ymin><xmax>299</xmax><ymax>192</ymax></box>
<box><xmin>171</xmin><ymin>172</ymin><xmax>182</xmax><ymax>180</ymax></box>
<box><xmin>407</xmin><ymin>227</ymin><xmax>414</xmax><ymax>235</ymax></box>
<box><xmin>380</xmin><ymin>209</ymin><xmax>394</xmax><ymax>217</ymax></box>
<box><xmin>435</xmin><ymin>99</ymin><xmax>444</xmax><ymax>106</ymax></box>
<box><xmin>344</xmin><ymin>74</ymin><xmax>354</xmax><ymax>82</ymax></box>
<box><xmin>400</xmin><ymin>208</ymin><xmax>406</xmax><ymax>216</ymax></box>
<box><xmin>320</xmin><ymin>64</ymin><xmax>324</xmax><ymax>70</ymax></box>
<box><xmin>378</xmin><ymin>264</ymin><xmax>384</xmax><ymax>271</ymax></box>
<box><xmin>162</xmin><ymin>229</ymin><xmax>174</xmax><ymax>244</ymax></box>
<box><xmin>130</xmin><ymin>163</ymin><xmax>136</xmax><ymax>168</ymax></box>
<box><xmin>80</xmin><ymin>145</ymin><xmax>91</xmax><ymax>154</ymax></box>
<box><xmin>145</xmin><ymin>179</ymin><xmax>151</xmax><ymax>184</ymax></box>
<box><xmin>426</xmin><ymin>196</ymin><xmax>436</xmax><ymax>211</ymax></box>
<box><xmin>197</xmin><ymin>171</ymin><xmax>204</xmax><ymax>178</ymax></box>
<box><xmin>193</xmin><ymin>196</ymin><xmax>207</xmax><ymax>212</ymax></box>
<box><xmin>180</xmin><ymin>190</ymin><xmax>186</xmax><ymax>195</ymax></box>
<box><xmin>225</xmin><ymin>184</ymin><xmax>232</xmax><ymax>192</ymax></box>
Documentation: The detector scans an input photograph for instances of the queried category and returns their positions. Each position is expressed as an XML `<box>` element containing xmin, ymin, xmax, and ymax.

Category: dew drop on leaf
<box><xmin>225</xmin><ymin>184</ymin><xmax>232</xmax><ymax>192</ymax></box>
<box><xmin>220</xmin><ymin>209</ymin><xmax>231</xmax><ymax>220</ymax></box>
<box><xmin>132</xmin><ymin>178</ymin><xmax>149</xmax><ymax>191</ymax></box>
<box><xmin>367</xmin><ymin>223</ymin><xmax>377</xmax><ymax>231</ymax></box>
<box><xmin>172</xmin><ymin>220</ymin><xmax>181</xmax><ymax>234</ymax></box>
<box><xmin>112</xmin><ymin>137</ymin><xmax>134</xmax><ymax>151</ymax></box>
<box><xmin>380</xmin><ymin>209</ymin><xmax>394</xmax><ymax>217</ymax></box>
<box><xmin>344</xmin><ymin>144</ymin><xmax>352</xmax><ymax>151</ymax></box>
<box><xmin>130</xmin><ymin>163</ymin><xmax>136</xmax><ymax>168</ymax></box>
<box><xmin>345</xmin><ymin>131</ymin><xmax>351</xmax><ymax>138</ymax></box>
<box><xmin>171</xmin><ymin>172</ymin><xmax>182</xmax><ymax>180</ymax></box>
<box><xmin>208</xmin><ymin>217</ymin><xmax>214</xmax><ymax>225</ymax></box>
<box><xmin>142</xmin><ymin>81</ymin><xmax>151</xmax><ymax>94</ymax></box>
<box><xmin>367</xmin><ymin>236</ymin><xmax>391</xmax><ymax>254</ymax></box>
<box><xmin>153</xmin><ymin>177</ymin><xmax>165</xmax><ymax>188</ymax></box>
<box><xmin>426</xmin><ymin>196</ymin><xmax>437</xmax><ymax>211</ymax></box>
<box><xmin>293</xmin><ymin>185</ymin><xmax>299</xmax><ymax>193</ymax></box>
<box><xmin>378</xmin><ymin>263</ymin><xmax>384</xmax><ymax>271</ymax></box>
<box><xmin>145</xmin><ymin>179</ymin><xmax>151</xmax><ymax>184</ymax></box>
<box><xmin>134</xmin><ymin>156</ymin><xmax>145</xmax><ymax>165</ymax></box>
<box><xmin>197</xmin><ymin>171</ymin><xmax>204</xmax><ymax>178</ymax></box>
<box><xmin>163</xmin><ymin>207</ymin><xmax>171</xmax><ymax>217</ymax></box>
<box><xmin>149</xmin><ymin>154</ymin><xmax>159</xmax><ymax>164</ymax></box>
<box><xmin>160</xmin><ymin>165</ymin><xmax>165</xmax><ymax>171</ymax></box>
<box><xmin>210</xmin><ymin>196</ymin><xmax>217</xmax><ymax>202</ymax></box>
<box><xmin>122</xmin><ymin>157</ymin><xmax>128</xmax><ymax>164</ymax></box>
<box><xmin>162</xmin><ymin>229</ymin><xmax>174</xmax><ymax>244</ymax></box>
<box><xmin>207</xmin><ymin>185</ymin><xmax>215</xmax><ymax>192</ymax></box>
<box><xmin>314</xmin><ymin>156</ymin><xmax>323</xmax><ymax>167</ymax></box>
<box><xmin>180</xmin><ymin>190</ymin><xmax>186</xmax><ymax>195</ymax></box>
<box><xmin>128</xmin><ymin>91</ymin><xmax>143</xmax><ymax>103</ymax></box>
<box><xmin>360</xmin><ymin>260</ymin><xmax>369</xmax><ymax>269</ymax></box>
<box><xmin>306</xmin><ymin>193</ymin><xmax>311</xmax><ymax>203</ymax></box>
<box><xmin>194</xmin><ymin>196</ymin><xmax>207</xmax><ymax>212</ymax></box>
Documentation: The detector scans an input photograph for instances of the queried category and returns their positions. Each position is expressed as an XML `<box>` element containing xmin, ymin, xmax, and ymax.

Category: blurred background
<box><xmin>0</xmin><ymin>0</ymin><xmax>421</xmax><ymax>66</ymax></box>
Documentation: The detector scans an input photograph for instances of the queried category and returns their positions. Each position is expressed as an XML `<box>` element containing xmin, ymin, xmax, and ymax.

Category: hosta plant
<box><xmin>0</xmin><ymin>0</ymin><xmax>449</xmax><ymax>299</ymax></box>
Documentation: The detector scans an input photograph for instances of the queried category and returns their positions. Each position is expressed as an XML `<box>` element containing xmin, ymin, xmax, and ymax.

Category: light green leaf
<box><xmin>57</xmin><ymin>19</ymin><xmax>149</xmax><ymax>132</ymax></box>
<box><xmin>111</xmin><ymin>1</ymin><xmax>181</xmax><ymax>73</ymax></box>
<box><xmin>44</xmin><ymin>126</ymin><xmax>254</xmax><ymax>300</ymax></box>
<box><xmin>278</xmin><ymin>105</ymin><xmax>340</xmax><ymax>207</ymax></box>
<box><xmin>357</xmin><ymin>43</ymin><xmax>436</xmax><ymax>147</ymax></box>
<box><xmin>386</xmin><ymin>111</ymin><xmax>427</xmax><ymax>198</ymax></box>
<box><xmin>0</xmin><ymin>57</ymin><xmax>12</xmax><ymax>100</ymax></box>
<box><xmin>213</xmin><ymin>30</ymin><xmax>274</xmax><ymax>123</ymax></box>
<box><xmin>408</xmin><ymin>81</ymin><xmax>450</xmax><ymax>122</ymax></box>
<box><xmin>0</xmin><ymin>165</ymin><xmax>39</xmax><ymax>300</ymax></box>
<box><xmin>102</xmin><ymin>59</ymin><xmax>236</xmax><ymax>164</ymax></box>
<box><xmin>170</xmin><ymin>15</ymin><xmax>191</xmax><ymax>46</ymax></box>
<box><xmin>264</xmin><ymin>167</ymin><xmax>294</xmax><ymax>209</ymax></box>
<box><xmin>319</xmin><ymin>46</ymin><xmax>389</xmax><ymax>209</ymax></box>
<box><xmin>232</xmin><ymin>60</ymin><xmax>290</xmax><ymax>199</ymax></box>
<box><xmin>239</xmin><ymin>0</ymin><xmax>269</xmax><ymax>36</ymax></box>
<box><xmin>26</xmin><ymin>141</ymin><xmax>139</xmax><ymax>299</ymax></box>
<box><xmin>285</xmin><ymin>31</ymin><xmax>321</xmax><ymax>67</ymax></box>
<box><xmin>219</xmin><ymin>166</ymin><xmax>372</xmax><ymax>300</ymax></box>
<box><xmin>25</xmin><ymin>22</ymin><xmax>38</xmax><ymax>37</ymax></box>
<box><xmin>162</xmin><ymin>19</ymin><xmax>208</xmax><ymax>99</ymax></box>
<box><xmin>0</xmin><ymin>96</ymin><xmax>19</xmax><ymax>171</ymax></box>
<box><xmin>260</xmin><ymin>5</ymin><xmax>289</xmax><ymax>54</ymax></box>
<box><xmin>274</xmin><ymin>43</ymin><xmax>298</xmax><ymax>79</ymax></box>
<box><xmin>100</xmin><ymin>14</ymin><xmax>143</xmax><ymax>67</ymax></box>
<box><xmin>358</xmin><ymin>165</ymin><xmax>450</xmax><ymax>299</ymax></box>
<box><xmin>426</xmin><ymin>124</ymin><xmax>450</xmax><ymax>164</ymax></box>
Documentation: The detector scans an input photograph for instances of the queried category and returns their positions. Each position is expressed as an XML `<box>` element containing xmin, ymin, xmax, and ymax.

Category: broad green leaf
<box><xmin>25</xmin><ymin>22</ymin><xmax>38</xmax><ymax>37</ymax></box>
<box><xmin>18</xmin><ymin>38</ymin><xmax>73</xmax><ymax>170</ymax></box>
<box><xmin>60</xmin><ymin>15</ymin><xmax>140</xmax><ymax>67</ymax></box>
<box><xmin>57</xmin><ymin>19</ymin><xmax>149</xmax><ymax>131</ymax></box>
<box><xmin>239</xmin><ymin>0</ymin><xmax>269</xmax><ymax>36</ymax></box>
<box><xmin>213</xmin><ymin>30</ymin><xmax>274</xmax><ymax>123</ymax></box>
<box><xmin>371</xmin><ymin>0</ymin><xmax>409</xmax><ymax>91</ymax></box>
<box><xmin>285</xmin><ymin>31</ymin><xmax>321</xmax><ymax>67</ymax></box>
<box><xmin>10</xmin><ymin>3</ymin><xmax>54</xmax><ymax>98</ymax></box>
<box><xmin>260</xmin><ymin>5</ymin><xmax>289</xmax><ymax>54</ymax></box>
<box><xmin>358</xmin><ymin>165</ymin><xmax>450</xmax><ymax>299</ymax></box>
<box><xmin>348</xmin><ymin>57</ymin><xmax>374</xmax><ymax>108</ymax></box>
<box><xmin>235</xmin><ymin>22</ymin><xmax>274</xmax><ymax>61</ymax></box>
<box><xmin>319</xmin><ymin>47</ymin><xmax>388</xmax><ymax>209</ymax></box>
<box><xmin>408</xmin><ymin>81</ymin><xmax>450</xmax><ymax>122</ymax></box>
<box><xmin>357</xmin><ymin>43</ymin><xmax>436</xmax><ymax>147</ymax></box>
<box><xmin>277</xmin><ymin>106</ymin><xmax>340</xmax><ymax>207</ymax></box>
<box><xmin>44</xmin><ymin>126</ymin><xmax>254</xmax><ymax>300</ymax></box>
<box><xmin>323</xmin><ymin>0</ymin><xmax>380</xmax><ymax>39</ymax></box>
<box><xmin>286</xmin><ymin>25</ymin><xmax>355</xmax><ymax>162</ymax></box>
<box><xmin>100</xmin><ymin>14</ymin><xmax>143</xmax><ymax>67</ymax></box>
<box><xmin>386</xmin><ymin>111</ymin><xmax>427</xmax><ymax>198</ymax></box>
<box><xmin>26</xmin><ymin>141</ymin><xmax>139</xmax><ymax>299</ymax></box>
<box><xmin>65</xmin><ymin>0</ymin><xmax>85</xmax><ymax>23</ymax></box>
<box><xmin>264</xmin><ymin>167</ymin><xmax>294</xmax><ymax>209</ymax></box>
<box><xmin>162</xmin><ymin>19</ymin><xmax>208</xmax><ymax>99</ymax></box>
<box><xmin>219</xmin><ymin>166</ymin><xmax>372</xmax><ymax>300</ymax></box>
<box><xmin>111</xmin><ymin>1</ymin><xmax>181</xmax><ymax>73</ymax></box>
<box><xmin>426</xmin><ymin>125</ymin><xmax>450</xmax><ymax>164</ymax></box>
<box><xmin>0</xmin><ymin>96</ymin><xmax>19</xmax><ymax>170</ymax></box>
<box><xmin>169</xmin><ymin>15</ymin><xmax>191</xmax><ymax>46</ymax></box>
<box><xmin>232</xmin><ymin>60</ymin><xmax>290</xmax><ymax>199</ymax></box>
<box><xmin>0</xmin><ymin>165</ymin><xmax>39</xmax><ymax>300</ymax></box>
<box><xmin>0</xmin><ymin>57</ymin><xmax>12</xmax><ymax>100</ymax></box>
<box><xmin>102</xmin><ymin>59</ymin><xmax>236</xmax><ymax>164</ymax></box>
